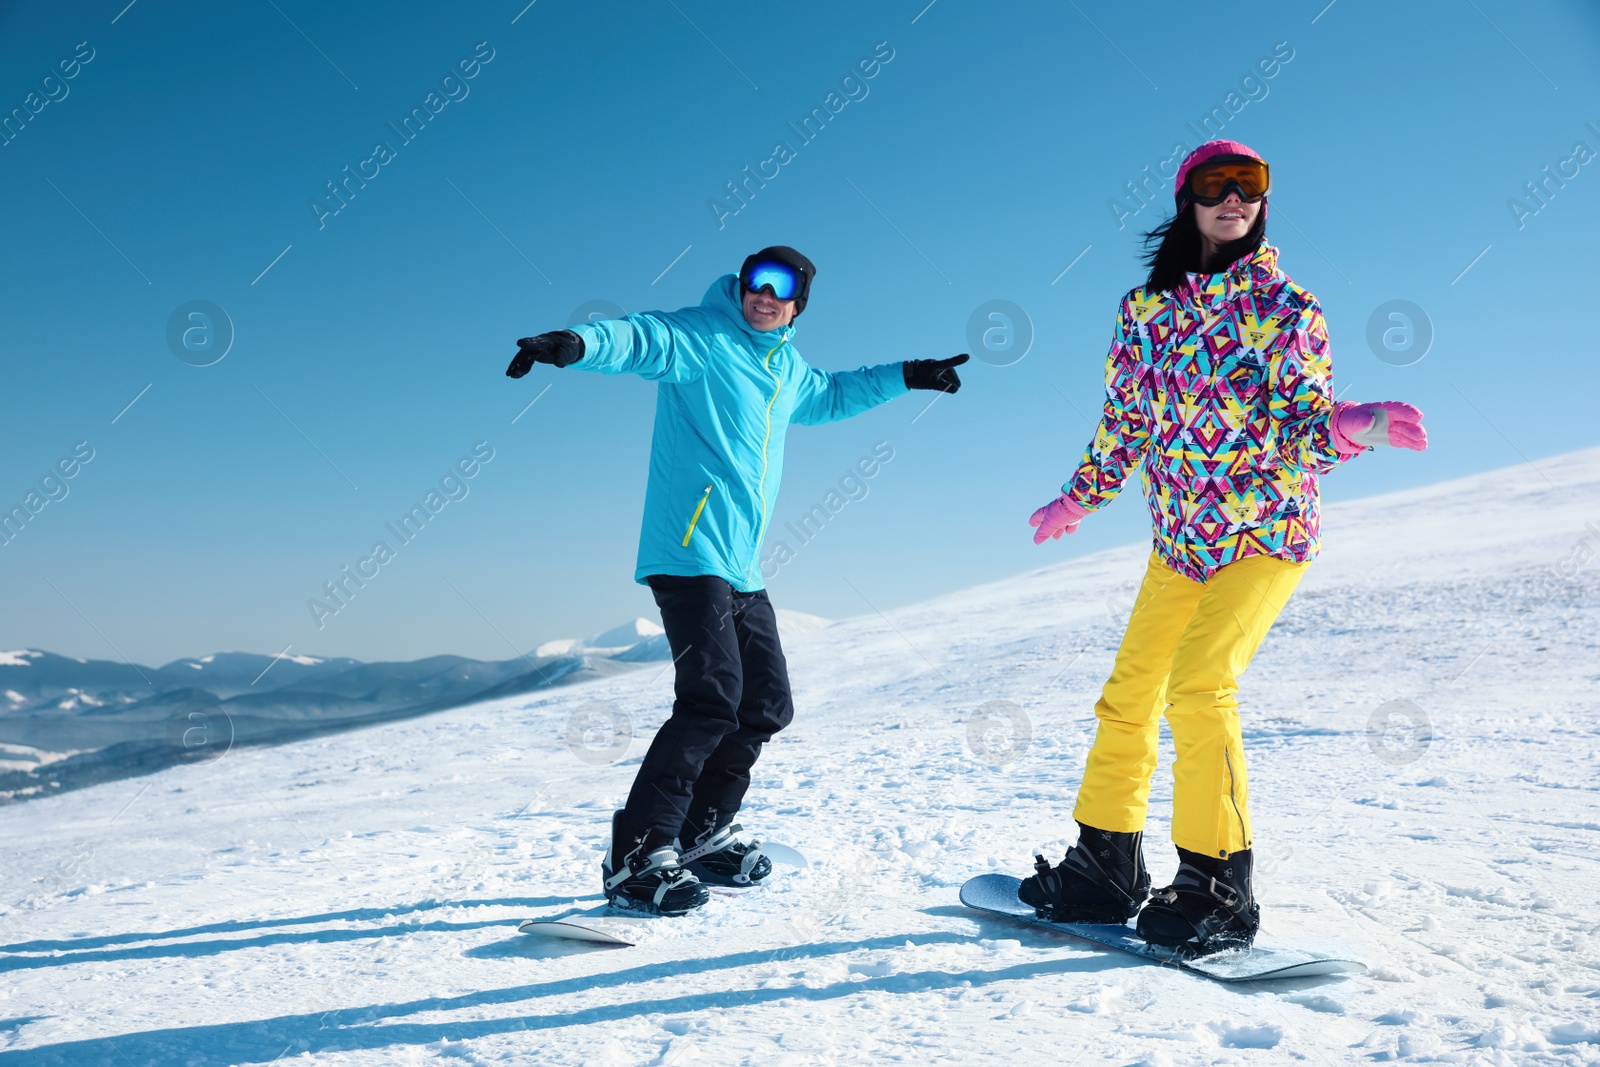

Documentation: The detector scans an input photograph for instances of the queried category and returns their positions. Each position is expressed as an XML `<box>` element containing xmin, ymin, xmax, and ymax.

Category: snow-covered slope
<box><xmin>2</xmin><ymin>449</ymin><xmax>1598</xmax><ymax>1065</ymax></box>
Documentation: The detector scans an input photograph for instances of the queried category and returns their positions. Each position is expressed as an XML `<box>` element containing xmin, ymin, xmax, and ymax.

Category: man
<box><xmin>507</xmin><ymin>246</ymin><xmax>967</xmax><ymax>914</ymax></box>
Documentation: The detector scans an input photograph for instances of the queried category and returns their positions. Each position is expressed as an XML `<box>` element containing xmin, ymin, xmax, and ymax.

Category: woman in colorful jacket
<box><xmin>1020</xmin><ymin>140</ymin><xmax>1428</xmax><ymax>955</ymax></box>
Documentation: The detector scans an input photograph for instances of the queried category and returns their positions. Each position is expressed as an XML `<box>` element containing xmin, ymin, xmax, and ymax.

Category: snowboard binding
<box><xmin>678</xmin><ymin>820</ymin><xmax>772</xmax><ymax>887</ymax></box>
<box><xmin>1018</xmin><ymin>824</ymin><xmax>1150</xmax><ymax>924</ymax></box>
<box><xmin>602</xmin><ymin>811</ymin><xmax>709</xmax><ymax>916</ymax></box>
<box><xmin>1136</xmin><ymin>849</ymin><xmax>1259</xmax><ymax>956</ymax></box>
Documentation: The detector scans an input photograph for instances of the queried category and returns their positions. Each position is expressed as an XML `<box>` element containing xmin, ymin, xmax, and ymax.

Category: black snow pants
<box><xmin>622</xmin><ymin>574</ymin><xmax>795</xmax><ymax>844</ymax></box>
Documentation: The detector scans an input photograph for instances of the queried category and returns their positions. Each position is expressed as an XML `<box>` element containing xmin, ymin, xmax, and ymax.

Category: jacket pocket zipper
<box><xmin>681</xmin><ymin>484</ymin><xmax>713</xmax><ymax>547</ymax></box>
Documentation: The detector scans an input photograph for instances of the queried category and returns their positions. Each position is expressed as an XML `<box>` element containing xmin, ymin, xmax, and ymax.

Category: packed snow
<box><xmin>2</xmin><ymin>448</ymin><xmax>1598</xmax><ymax>1065</ymax></box>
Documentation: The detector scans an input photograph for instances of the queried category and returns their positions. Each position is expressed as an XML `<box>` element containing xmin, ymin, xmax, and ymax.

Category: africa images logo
<box><xmin>309</xmin><ymin>42</ymin><xmax>497</xmax><ymax>230</ymax></box>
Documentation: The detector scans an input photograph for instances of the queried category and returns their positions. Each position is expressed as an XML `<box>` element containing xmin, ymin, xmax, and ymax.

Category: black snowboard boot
<box><xmin>678</xmin><ymin>807</ymin><xmax>772</xmax><ymax>888</ymax></box>
<box><xmin>1018</xmin><ymin>823</ymin><xmax>1150</xmax><ymax>923</ymax></box>
<box><xmin>1136</xmin><ymin>848</ymin><xmax>1259</xmax><ymax>956</ymax></box>
<box><xmin>601</xmin><ymin>810</ymin><xmax>709</xmax><ymax>916</ymax></box>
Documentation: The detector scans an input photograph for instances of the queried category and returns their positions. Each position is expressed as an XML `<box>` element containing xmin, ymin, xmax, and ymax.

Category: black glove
<box><xmin>507</xmin><ymin>330</ymin><xmax>585</xmax><ymax>378</ymax></box>
<box><xmin>903</xmin><ymin>353</ymin><xmax>969</xmax><ymax>393</ymax></box>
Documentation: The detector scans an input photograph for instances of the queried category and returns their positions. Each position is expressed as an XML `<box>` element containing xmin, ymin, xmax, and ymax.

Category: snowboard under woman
<box><xmin>507</xmin><ymin>246</ymin><xmax>967</xmax><ymax>915</ymax></box>
<box><xmin>1020</xmin><ymin>140</ymin><xmax>1428</xmax><ymax>954</ymax></box>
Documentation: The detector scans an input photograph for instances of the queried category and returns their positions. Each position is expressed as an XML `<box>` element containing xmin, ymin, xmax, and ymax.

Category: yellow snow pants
<box><xmin>1073</xmin><ymin>550</ymin><xmax>1308</xmax><ymax>859</ymax></box>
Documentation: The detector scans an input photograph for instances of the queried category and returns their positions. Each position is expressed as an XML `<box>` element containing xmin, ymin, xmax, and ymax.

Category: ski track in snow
<box><xmin>2</xmin><ymin>449</ymin><xmax>1599</xmax><ymax>1065</ymax></box>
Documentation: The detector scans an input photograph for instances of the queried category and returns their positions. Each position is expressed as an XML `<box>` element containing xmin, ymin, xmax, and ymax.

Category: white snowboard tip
<box><xmin>762</xmin><ymin>842</ymin><xmax>808</xmax><ymax>868</ymax></box>
<box><xmin>518</xmin><ymin>917</ymin><xmax>638</xmax><ymax>946</ymax></box>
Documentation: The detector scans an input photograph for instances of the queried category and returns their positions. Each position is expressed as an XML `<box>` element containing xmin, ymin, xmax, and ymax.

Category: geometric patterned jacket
<box><xmin>1064</xmin><ymin>244</ymin><xmax>1352</xmax><ymax>583</ymax></box>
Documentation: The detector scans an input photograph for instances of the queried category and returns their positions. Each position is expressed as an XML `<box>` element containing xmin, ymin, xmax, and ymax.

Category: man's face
<box><xmin>742</xmin><ymin>287</ymin><xmax>797</xmax><ymax>332</ymax></box>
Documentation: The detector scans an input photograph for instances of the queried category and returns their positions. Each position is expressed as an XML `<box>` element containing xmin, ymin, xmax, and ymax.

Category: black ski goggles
<box><xmin>1181</xmin><ymin>157</ymin><xmax>1271</xmax><ymax>206</ymax></box>
<box><xmin>740</xmin><ymin>258</ymin><xmax>805</xmax><ymax>301</ymax></box>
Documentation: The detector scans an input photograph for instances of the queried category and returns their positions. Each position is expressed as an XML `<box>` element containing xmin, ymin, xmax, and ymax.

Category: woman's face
<box><xmin>1193</xmin><ymin>191</ymin><xmax>1261</xmax><ymax>249</ymax></box>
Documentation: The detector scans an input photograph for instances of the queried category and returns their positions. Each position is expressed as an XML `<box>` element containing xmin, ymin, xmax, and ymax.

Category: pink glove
<box><xmin>1330</xmin><ymin>400</ymin><xmax>1428</xmax><ymax>453</ymax></box>
<box><xmin>1030</xmin><ymin>494</ymin><xmax>1089</xmax><ymax>544</ymax></box>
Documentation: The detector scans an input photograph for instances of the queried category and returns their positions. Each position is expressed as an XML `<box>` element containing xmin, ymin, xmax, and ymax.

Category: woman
<box><xmin>1020</xmin><ymin>140</ymin><xmax>1427</xmax><ymax>955</ymax></box>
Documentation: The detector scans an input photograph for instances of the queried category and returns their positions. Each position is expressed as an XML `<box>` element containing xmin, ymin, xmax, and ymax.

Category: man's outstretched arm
<box><xmin>507</xmin><ymin>313</ymin><xmax>705</xmax><ymax>384</ymax></box>
<box><xmin>791</xmin><ymin>354</ymin><xmax>968</xmax><ymax>425</ymax></box>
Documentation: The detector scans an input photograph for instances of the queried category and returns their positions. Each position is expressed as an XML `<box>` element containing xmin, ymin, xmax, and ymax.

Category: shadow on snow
<box><xmin>0</xmin><ymin>896</ymin><xmax>590</xmax><ymax>973</ymax></box>
<box><xmin>1</xmin><ymin>930</ymin><xmax>1129</xmax><ymax>1065</ymax></box>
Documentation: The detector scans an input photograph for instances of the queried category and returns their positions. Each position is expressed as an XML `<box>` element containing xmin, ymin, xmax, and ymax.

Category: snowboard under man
<box><xmin>507</xmin><ymin>246</ymin><xmax>967</xmax><ymax>914</ymax></box>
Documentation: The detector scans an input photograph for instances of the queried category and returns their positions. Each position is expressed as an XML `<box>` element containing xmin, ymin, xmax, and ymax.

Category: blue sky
<box><xmin>2</xmin><ymin>0</ymin><xmax>1596</xmax><ymax>664</ymax></box>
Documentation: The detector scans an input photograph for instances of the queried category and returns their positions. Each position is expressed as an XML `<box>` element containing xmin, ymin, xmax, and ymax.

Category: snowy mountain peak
<box><xmin>773</xmin><ymin>608</ymin><xmax>834</xmax><ymax>638</ymax></box>
<box><xmin>533</xmin><ymin>618</ymin><xmax>665</xmax><ymax>660</ymax></box>
<box><xmin>156</xmin><ymin>651</ymin><xmax>335</xmax><ymax>679</ymax></box>
<box><xmin>587</xmin><ymin>617</ymin><xmax>666</xmax><ymax>649</ymax></box>
<box><xmin>0</xmin><ymin>650</ymin><xmax>43</xmax><ymax>667</ymax></box>
<box><xmin>534</xmin><ymin>612</ymin><xmax>833</xmax><ymax>665</ymax></box>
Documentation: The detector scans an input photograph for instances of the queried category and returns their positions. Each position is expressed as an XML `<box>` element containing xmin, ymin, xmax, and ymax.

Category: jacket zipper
<box><xmin>680</xmin><ymin>484</ymin><xmax>713</xmax><ymax>547</ymax></box>
<box><xmin>742</xmin><ymin>334</ymin><xmax>787</xmax><ymax>586</ymax></box>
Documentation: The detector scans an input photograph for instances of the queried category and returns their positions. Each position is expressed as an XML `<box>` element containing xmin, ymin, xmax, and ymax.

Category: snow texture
<box><xmin>2</xmin><ymin>448</ymin><xmax>1598</xmax><ymax>1065</ymax></box>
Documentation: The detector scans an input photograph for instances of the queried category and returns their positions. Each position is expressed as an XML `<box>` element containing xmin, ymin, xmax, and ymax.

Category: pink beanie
<box><xmin>1174</xmin><ymin>139</ymin><xmax>1266</xmax><ymax>202</ymax></box>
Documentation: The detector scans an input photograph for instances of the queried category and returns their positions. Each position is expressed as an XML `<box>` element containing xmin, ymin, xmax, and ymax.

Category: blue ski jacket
<box><xmin>569</xmin><ymin>274</ymin><xmax>908</xmax><ymax>591</ymax></box>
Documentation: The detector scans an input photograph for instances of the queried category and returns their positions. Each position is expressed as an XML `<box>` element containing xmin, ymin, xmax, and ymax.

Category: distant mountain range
<box><xmin>0</xmin><ymin>611</ymin><xmax>830</xmax><ymax>803</ymax></box>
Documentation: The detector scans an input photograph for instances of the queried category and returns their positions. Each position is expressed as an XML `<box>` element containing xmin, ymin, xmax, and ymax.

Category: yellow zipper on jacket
<box><xmin>681</xmin><ymin>484</ymin><xmax>713</xmax><ymax>547</ymax></box>
<box><xmin>742</xmin><ymin>331</ymin><xmax>788</xmax><ymax>587</ymax></box>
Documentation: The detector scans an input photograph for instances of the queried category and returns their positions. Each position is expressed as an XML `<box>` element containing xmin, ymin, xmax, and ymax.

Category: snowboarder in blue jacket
<box><xmin>508</xmin><ymin>246</ymin><xmax>967</xmax><ymax>914</ymax></box>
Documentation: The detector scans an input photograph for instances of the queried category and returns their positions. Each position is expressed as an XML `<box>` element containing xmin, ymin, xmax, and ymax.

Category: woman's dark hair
<box><xmin>1141</xmin><ymin>203</ymin><xmax>1267</xmax><ymax>294</ymax></box>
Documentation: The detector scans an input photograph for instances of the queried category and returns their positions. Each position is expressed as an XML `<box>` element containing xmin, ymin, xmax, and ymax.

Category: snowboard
<box><xmin>519</xmin><ymin>842</ymin><xmax>808</xmax><ymax>946</ymax></box>
<box><xmin>518</xmin><ymin>913</ymin><xmax>645</xmax><ymax>946</ymax></box>
<box><xmin>755</xmin><ymin>842</ymin><xmax>807</xmax><ymax>869</ymax></box>
<box><xmin>959</xmin><ymin>874</ymin><xmax>1364</xmax><ymax>983</ymax></box>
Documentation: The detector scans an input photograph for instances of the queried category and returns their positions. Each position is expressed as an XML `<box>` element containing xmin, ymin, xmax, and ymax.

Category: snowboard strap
<box><xmin>1068</xmin><ymin>841</ymin><xmax>1145</xmax><ymax>909</ymax></box>
<box><xmin>679</xmin><ymin>821</ymin><xmax>757</xmax><ymax>864</ymax></box>
<box><xmin>679</xmin><ymin>822</ymin><xmax>735</xmax><ymax>864</ymax></box>
<box><xmin>604</xmin><ymin>844</ymin><xmax>687</xmax><ymax>895</ymax></box>
<box><xmin>679</xmin><ymin>821</ymin><xmax>769</xmax><ymax>884</ymax></box>
<box><xmin>732</xmin><ymin>840</ymin><xmax>769</xmax><ymax>882</ymax></box>
<box><xmin>1156</xmin><ymin>863</ymin><xmax>1252</xmax><ymax>923</ymax></box>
